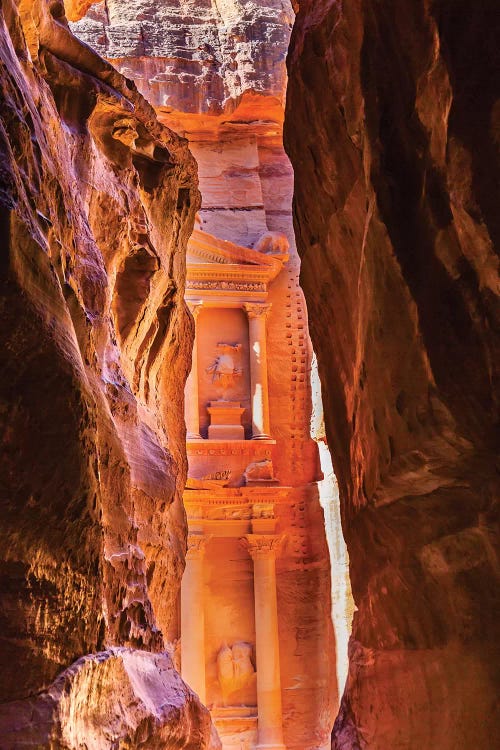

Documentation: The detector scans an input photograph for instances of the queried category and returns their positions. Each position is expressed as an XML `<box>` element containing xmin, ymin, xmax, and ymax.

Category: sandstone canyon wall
<box><xmin>0</xmin><ymin>1</ymin><xmax>217</xmax><ymax>746</ymax></box>
<box><xmin>286</xmin><ymin>1</ymin><xmax>499</xmax><ymax>748</ymax></box>
<box><xmin>72</xmin><ymin>3</ymin><xmax>343</xmax><ymax>749</ymax></box>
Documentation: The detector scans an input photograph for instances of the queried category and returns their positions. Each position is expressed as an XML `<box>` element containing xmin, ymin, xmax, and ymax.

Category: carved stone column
<box><xmin>243</xmin><ymin>534</ymin><xmax>285</xmax><ymax>750</ymax></box>
<box><xmin>185</xmin><ymin>301</ymin><xmax>203</xmax><ymax>439</ymax></box>
<box><xmin>181</xmin><ymin>533</ymin><xmax>208</xmax><ymax>702</ymax></box>
<box><xmin>244</xmin><ymin>303</ymin><xmax>272</xmax><ymax>439</ymax></box>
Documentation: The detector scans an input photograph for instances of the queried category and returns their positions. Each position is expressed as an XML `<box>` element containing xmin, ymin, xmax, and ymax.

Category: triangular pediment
<box><xmin>187</xmin><ymin>229</ymin><xmax>279</xmax><ymax>270</ymax></box>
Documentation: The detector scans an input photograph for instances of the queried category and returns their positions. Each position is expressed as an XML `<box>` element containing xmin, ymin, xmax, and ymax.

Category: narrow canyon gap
<box><xmin>72</xmin><ymin>2</ymin><xmax>353</xmax><ymax>748</ymax></box>
<box><xmin>0</xmin><ymin>1</ymin><xmax>497</xmax><ymax>750</ymax></box>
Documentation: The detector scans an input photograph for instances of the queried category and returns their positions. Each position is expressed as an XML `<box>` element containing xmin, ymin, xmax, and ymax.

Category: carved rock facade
<box><xmin>73</xmin><ymin>3</ymin><xmax>341</xmax><ymax>750</ymax></box>
<box><xmin>0</xmin><ymin>1</ymin><xmax>218</xmax><ymax>747</ymax></box>
<box><xmin>285</xmin><ymin>2</ymin><xmax>499</xmax><ymax>748</ymax></box>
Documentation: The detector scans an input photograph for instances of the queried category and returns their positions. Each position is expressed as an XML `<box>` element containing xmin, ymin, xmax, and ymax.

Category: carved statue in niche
<box><xmin>217</xmin><ymin>642</ymin><xmax>256</xmax><ymax>705</ymax></box>
<box><xmin>206</xmin><ymin>343</ymin><xmax>242</xmax><ymax>396</ymax></box>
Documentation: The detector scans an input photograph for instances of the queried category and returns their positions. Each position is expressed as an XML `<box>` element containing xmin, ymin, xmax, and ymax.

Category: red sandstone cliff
<box><xmin>285</xmin><ymin>1</ymin><xmax>499</xmax><ymax>748</ymax></box>
<box><xmin>0</xmin><ymin>1</ymin><xmax>218</xmax><ymax>746</ymax></box>
<box><xmin>70</xmin><ymin>0</ymin><xmax>293</xmax><ymax>114</ymax></box>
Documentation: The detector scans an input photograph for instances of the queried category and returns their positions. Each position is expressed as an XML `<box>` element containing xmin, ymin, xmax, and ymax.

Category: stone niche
<box><xmin>198</xmin><ymin>308</ymin><xmax>252</xmax><ymax>439</ymax></box>
<box><xmin>184</xmin><ymin>228</ymin><xmax>285</xmax><ymax>450</ymax></box>
<box><xmin>206</xmin><ymin>539</ymin><xmax>257</xmax><ymax>709</ymax></box>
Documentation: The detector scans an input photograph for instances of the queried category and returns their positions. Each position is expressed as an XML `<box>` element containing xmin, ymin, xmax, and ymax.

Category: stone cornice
<box><xmin>186</xmin><ymin>438</ymin><xmax>275</xmax><ymax>455</ymax></box>
<box><xmin>184</xmin><ymin>486</ymin><xmax>290</xmax><ymax>505</ymax></box>
<box><xmin>186</xmin><ymin>278</ymin><xmax>266</xmax><ymax>292</ymax></box>
<box><xmin>187</xmin><ymin>264</ymin><xmax>277</xmax><ymax>284</ymax></box>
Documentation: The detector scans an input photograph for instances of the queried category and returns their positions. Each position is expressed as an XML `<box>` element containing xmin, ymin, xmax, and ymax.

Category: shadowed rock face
<box><xmin>0</xmin><ymin>1</ymin><xmax>218</xmax><ymax>746</ymax></box>
<box><xmin>285</xmin><ymin>1</ymin><xmax>499</xmax><ymax>748</ymax></box>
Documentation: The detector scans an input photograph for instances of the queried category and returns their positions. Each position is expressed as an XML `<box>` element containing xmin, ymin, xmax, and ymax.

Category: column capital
<box><xmin>241</xmin><ymin>533</ymin><xmax>284</xmax><ymax>559</ymax></box>
<box><xmin>244</xmin><ymin>302</ymin><xmax>272</xmax><ymax>320</ymax></box>
<box><xmin>186</xmin><ymin>533</ymin><xmax>210</xmax><ymax>559</ymax></box>
<box><xmin>186</xmin><ymin>299</ymin><xmax>203</xmax><ymax>319</ymax></box>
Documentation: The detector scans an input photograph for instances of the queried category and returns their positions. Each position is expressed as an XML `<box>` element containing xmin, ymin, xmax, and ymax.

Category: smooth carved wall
<box><xmin>190</xmin><ymin>138</ymin><xmax>269</xmax><ymax>248</ymax></box>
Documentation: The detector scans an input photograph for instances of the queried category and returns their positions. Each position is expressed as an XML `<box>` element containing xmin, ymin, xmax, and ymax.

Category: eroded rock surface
<box><xmin>285</xmin><ymin>1</ymin><xmax>499</xmax><ymax>748</ymax></box>
<box><xmin>71</xmin><ymin>0</ymin><xmax>293</xmax><ymax>112</ymax></box>
<box><xmin>0</xmin><ymin>1</ymin><xmax>217</xmax><ymax>746</ymax></box>
<box><xmin>0</xmin><ymin>649</ymin><xmax>218</xmax><ymax>748</ymax></box>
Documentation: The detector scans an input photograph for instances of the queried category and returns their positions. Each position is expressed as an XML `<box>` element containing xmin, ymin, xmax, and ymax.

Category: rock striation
<box><xmin>0</xmin><ymin>1</ymin><xmax>218</xmax><ymax>746</ymax></box>
<box><xmin>285</xmin><ymin>1</ymin><xmax>500</xmax><ymax>748</ymax></box>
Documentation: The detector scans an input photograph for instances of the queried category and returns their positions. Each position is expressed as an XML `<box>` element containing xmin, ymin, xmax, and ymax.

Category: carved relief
<box><xmin>217</xmin><ymin>642</ymin><xmax>256</xmax><ymax>705</ymax></box>
<box><xmin>187</xmin><ymin>445</ymin><xmax>272</xmax><ymax>457</ymax></box>
<box><xmin>202</xmin><ymin>469</ymin><xmax>232</xmax><ymax>482</ymax></box>
<box><xmin>204</xmin><ymin>505</ymin><xmax>252</xmax><ymax>521</ymax></box>
<box><xmin>186</xmin><ymin>533</ymin><xmax>209</xmax><ymax>559</ymax></box>
<box><xmin>186</xmin><ymin>299</ymin><xmax>203</xmax><ymax>319</ymax></box>
<box><xmin>254</xmin><ymin>231</ymin><xmax>290</xmax><ymax>260</ymax></box>
<box><xmin>186</xmin><ymin>280</ymin><xmax>266</xmax><ymax>292</ymax></box>
<box><xmin>243</xmin><ymin>302</ymin><xmax>272</xmax><ymax>320</ymax></box>
<box><xmin>251</xmin><ymin>503</ymin><xmax>275</xmax><ymax>519</ymax></box>
<box><xmin>242</xmin><ymin>534</ymin><xmax>284</xmax><ymax>558</ymax></box>
<box><xmin>206</xmin><ymin>343</ymin><xmax>243</xmax><ymax>390</ymax></box>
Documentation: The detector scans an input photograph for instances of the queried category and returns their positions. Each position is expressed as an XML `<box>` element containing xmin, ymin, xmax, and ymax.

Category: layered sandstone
<box><xmin>0</xmin><ymin>1</ymin><xmax>217</xmax><ymax>746</ymax></box>
<box><xmin>71</xmin><ymin>0</ymin><xmax>293</xmax><ymax>113</ymax></box>
<box><xmin>286</xmin><ymin>1</ymin><xmax>500</xmax><ymax>748</ymax></box>
<box><xmin>73</xmin><ymin>3</ymin><xmax>343</xmax><ymax>750</ymax></box>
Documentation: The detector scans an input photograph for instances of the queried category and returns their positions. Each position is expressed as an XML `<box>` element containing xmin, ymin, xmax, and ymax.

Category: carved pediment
<box><xmin>187</xmin><ymin>229</ymin><xmax>284</xmax><ymax>288</ymax></box>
